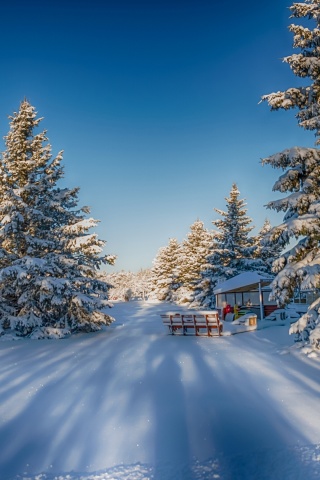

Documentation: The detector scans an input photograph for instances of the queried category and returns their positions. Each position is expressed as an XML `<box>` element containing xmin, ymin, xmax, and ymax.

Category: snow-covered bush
<box><xmin>0</xmin><ymin>100</ymin><xmax>116</xmax><ymax>338</ymax></box>
<box><xmin>289</xmin><ymin>298</ymin><xmax>319</xmax><ymax>343</ymax></box>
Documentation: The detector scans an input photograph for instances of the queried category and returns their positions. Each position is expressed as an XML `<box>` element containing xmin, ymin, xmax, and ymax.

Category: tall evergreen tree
<box><xmin>209</xmin><ymin>183</ymin><xmax>256</xmax><ymax>280</ymax></box>
<box><xmin>0</xmin><ymin>100</ymin><xmax>115</xmax><ymax>339</ymax></box>
<box><xmin>196</xmin><ymin>184</ymin><xmax>257</xmax><ymax>308</ymax></box>
<box><xmin>262</xmin><ymin>148</ymin><xmax>320</xmax><ymax>302</ymax></box>
<box><xmin>262</xmin><ymin>0</ymin><xmax>320</xmax><ymax>143</ymax></box>
<box><xmin>150</xmin><ymin>238</ymin><xmax>181</xmax><ymax>301</ymax></box>
<box><xmin>262</xmin><ymin>1</ymin><xmax>320</xmax><ymax>350</ymax></box>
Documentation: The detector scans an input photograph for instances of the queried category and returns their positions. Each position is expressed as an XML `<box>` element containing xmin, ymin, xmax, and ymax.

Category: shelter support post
<box><xmin>259</xmin><ymin>281</ymin><xmax>264</xmax><ymax>321</ymax></box>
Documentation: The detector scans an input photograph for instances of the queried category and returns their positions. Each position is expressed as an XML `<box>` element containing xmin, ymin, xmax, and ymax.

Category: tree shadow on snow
<box><xmin>0</xmin><ymin>301</ymin><xmax>319</xmax><ymax>480</ymax></box>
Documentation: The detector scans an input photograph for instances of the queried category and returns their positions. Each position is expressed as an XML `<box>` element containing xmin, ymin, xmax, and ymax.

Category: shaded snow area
<box><xmin>1</xmin><ymin>301</ymin><xmax>320</xmax><ymax>480</ymax></box>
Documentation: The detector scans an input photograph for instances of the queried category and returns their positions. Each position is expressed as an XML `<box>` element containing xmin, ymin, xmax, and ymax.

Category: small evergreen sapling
<box><xmin>0</xmin><ymin>100</ymin><xmax>116</xmax><ymax>339</ymax></box>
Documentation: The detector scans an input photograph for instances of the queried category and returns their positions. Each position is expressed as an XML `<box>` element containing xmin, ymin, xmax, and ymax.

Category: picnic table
<box><xmin>161</xmin><ymin>311</ymin><xmax>223</xmax><ymax>336</ymax></box>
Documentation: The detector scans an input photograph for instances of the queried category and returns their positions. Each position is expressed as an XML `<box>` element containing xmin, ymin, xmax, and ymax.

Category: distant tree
<box><xmin>150</xmin><ymin>238</ymin><xmax>182</xmax><ymax>301</ymax></box>
<box><xmin>253</xmin><ymin>219</ymin><xmax>283</xmax><ymax>275</ymax></box>
<box><xmin>135</xmin><ymin>268</ymin><xmax>153</xmax><ymax>300</ymax></box>
<box><xmin>176</xmin><ymin>219</ymin><xmax>213</xmax><ymax>304</ymax></box>
<box><xmin>105</xmin><ymin>270</ymin><xmax>134</xmax><ymax>301</ymax></box>
<box><xmin>0</xmin><ymin>100</ymin><xmax>115</xmax><ymax>339</ymax></box>
<box><xmin>262</xmin><ymin>0</ymin><xmax>320</xmax><ymax>350</ymax></box>
<box><xmin>191</xmin><ymin>232</ymin><xmax>219</xmax><ymax>309</ymax></box>
<box><xmin>105</xmin><ymin>268</ymin><xmax>152</xmax><ymax>301</ymax></box>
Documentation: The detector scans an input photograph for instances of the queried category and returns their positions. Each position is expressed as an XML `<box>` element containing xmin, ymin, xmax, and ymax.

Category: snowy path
<box><xmin>0</xmin><ymin>301</ymin><xmax>320</xmax><ymax>480</ymax></box>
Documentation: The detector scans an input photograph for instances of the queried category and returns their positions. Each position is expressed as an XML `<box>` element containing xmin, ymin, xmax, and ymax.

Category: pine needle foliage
<box><xmin>262</xmin><ymin>0</ymin><xmax>320</xmax><ymax>143</ymax></box>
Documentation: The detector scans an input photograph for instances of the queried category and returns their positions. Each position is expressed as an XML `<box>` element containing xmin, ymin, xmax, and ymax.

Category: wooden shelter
<box><xmin>213</xmin><ymin>272</ymin><xmax>277</xmax><ymax>320</ymax></box>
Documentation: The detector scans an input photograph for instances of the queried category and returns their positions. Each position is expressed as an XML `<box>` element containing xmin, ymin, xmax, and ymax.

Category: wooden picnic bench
<box><xmin>160</xmin><ymin>311</ymin><xmax>223</xmax><ymax>336</ymax></box>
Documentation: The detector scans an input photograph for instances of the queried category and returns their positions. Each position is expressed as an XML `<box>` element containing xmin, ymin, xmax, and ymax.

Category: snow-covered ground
<box><xmin>0</xmin><ymin>301</ymin><xmax>320</xmax><ymax>480</ymax></box>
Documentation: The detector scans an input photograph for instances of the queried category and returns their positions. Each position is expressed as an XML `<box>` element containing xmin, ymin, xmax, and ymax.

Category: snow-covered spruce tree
<box><xmin>262</xmin><ymin>147</ymin><xmax>320</xmax><ymax>343</ymax></box>
<box><xmin>208</xmin><ymin>183</ymin><xmax>259</xmax><ymax>279</ymax></box>
<box><xmin>150</xmin><ymin>238</ymin><xmax>182</xmax><ymax>302</ymax></box>
<box><xmin>261</xmin><ymin>0</ymin><xmax>320</xmax><ymax>143</ymax></box>
<box><xmin>0</xmin><ymin>100</ymin><xmax>116</xmax><ymax>339</ymax></box>
<box><xmin>261</xmin><ymin>1</ymin><xmax>320</xmax><ymax>350</ymax></box>
<box><xmin>196</xmin><ymin>183</ymin><xmax>266</xmax><ymax>307</ymax></box>
<box><xmin>192</xmin><ymin>231</ymin><xmax>219</xmax><ymax>308</ymax></box>
<box><xmin>253</xmin><ymin>219</ymin><xmax>283</xmax><ymax>275</ymax></box>
<box><xmin>195</xmin><ymin>184</ymin><xmax>259</xmax><ymax>308</ymax></box>
<box><xmin>176</xmin><ymin>219</ymin><xmax>213</xmax><ymax>305</ymax></box>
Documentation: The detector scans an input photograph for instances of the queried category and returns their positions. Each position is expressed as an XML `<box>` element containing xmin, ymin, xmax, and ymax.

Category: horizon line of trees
<box><xmin>103</xmin><ymin>269</ymin><xmax>152</xmax><ymax>302</ymax></box>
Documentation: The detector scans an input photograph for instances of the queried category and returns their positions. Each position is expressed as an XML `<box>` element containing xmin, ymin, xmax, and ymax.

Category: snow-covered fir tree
<box><xmin>150</xmin><ymin>238</ymin><xmax>182</xmax><ymax>301</ymax></box>
<box><xmin>0</xmin><ymin>100</ymin><xmax>116</xmax><ymax>339</ymax></box>
<box><xmin>262</xmin><ymin>0</ymin><xmax>320</xmax><ymax>143</ymax></box>
<box><xmin>196</xmin><ymin>183</ymin><xmax>267</xmax><ymax>307</ymax></box>
<box><xmin>208</xmin><ymin>183</ymin><xmax>258</xmax><ymax>279</ymax></box>
<box><xmin>195</xmin><ymin>184</ymin><xmax>258</xmax><ymax>307</ymax></box>
<box><xmin>262</xmin><ymin>0</ymin><xmax>320</xmax><ymax>350</ymax></box>
<box><xmin>262</xmin><ymin>147</ymin><xmax>320</xmax><ymax>341</ymax></box>
<box><xmin>191</xmin><ymin>232</ymin><xmax>219</xmax><ymax>309</ymax></box>
<box><xmin>175</xmin><ymin>219</ymin><xmax>213</xmax><ymax>305</ymax></box>
<box><xmin>253</xmin><ymin>219</ymin><xmax>283</xmax><ymax>275</ymax></box>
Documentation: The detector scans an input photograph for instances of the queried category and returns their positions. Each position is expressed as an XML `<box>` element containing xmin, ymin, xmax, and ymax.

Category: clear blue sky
<box><xmin>0</xmin><ymin>0</ymin><xmax>316</xmax><ymax>272</ymax></box>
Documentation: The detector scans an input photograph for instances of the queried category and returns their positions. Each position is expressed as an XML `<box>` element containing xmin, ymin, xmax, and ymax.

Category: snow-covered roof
<box><xmin>213</xmin><ymin>272</ymin><xmax>273</xmax><ymax>295</ymax></box>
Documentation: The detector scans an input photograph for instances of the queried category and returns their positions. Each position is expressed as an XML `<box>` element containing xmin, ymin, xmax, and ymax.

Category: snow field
<box><xmin>0</xmin><ymin>301</ymin><xmax>320</xmax><ymax>479</ymax></box>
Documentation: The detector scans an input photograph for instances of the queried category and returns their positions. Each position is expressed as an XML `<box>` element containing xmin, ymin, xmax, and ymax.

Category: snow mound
<box><xmin>29</xmin><ymin>327</ymin><xmax>71</xmax><ymax>340</ymax></box>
